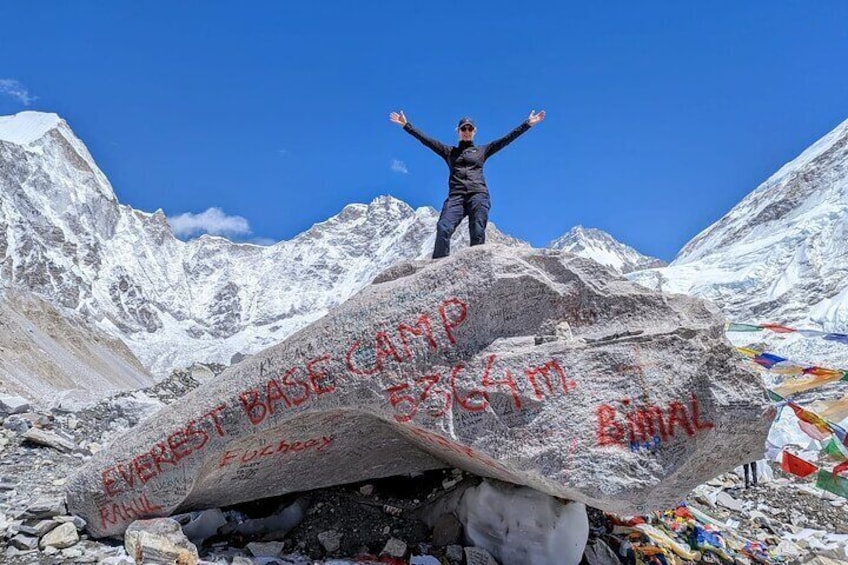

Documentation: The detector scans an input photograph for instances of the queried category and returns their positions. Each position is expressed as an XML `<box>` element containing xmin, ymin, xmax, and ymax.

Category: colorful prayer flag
<box><xmin>780</xmin><ymin>451</ymin><xmax>818</xmax><ymax>478</ymax></box>
<box><xmin>825</xmin><ymin>333</ymin><xmax>848</xmax><ymax>345</ymax></box>
<box><xmin>798</xmin><ymin>420</ymin><xmax>832</xmax><ymax>441</ymax></box>
<box><xmin>736</xmin><ymin>347</ymin><xmax>848</xmax><ymax>395</ymax></box>
<box><xmin>727</xmin><ymin>321</ymin><xmax>848</xmax><ymax>346</ymax></box>
<box><xmin>760</xmin><ymin>324</ymin><xmax>795</xmax><ymax>333</ymax></box>
<box><xmin>816</xmin><ymin>469</ymin><xmax>848</xmax><ymax>499</ymax></box>
<box><xmin>824</xmin><ymin>438</ymin><xmax>848</xmax><ymax>462</ymax></box>
<box><xmin>834</xmin><ymin>460</ymin><xmax>848</xmax><ymax>476</ymax></box>
<box><xmin>726</xmin><ymin>323</ymin><xmax>762</xmax><ymax>333</ymax></box>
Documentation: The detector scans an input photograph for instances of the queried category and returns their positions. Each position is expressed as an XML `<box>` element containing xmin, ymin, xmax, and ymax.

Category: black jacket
<box><xmin>403</xmin><ymin>120</ymin><xmax>531</xmax><ymax>196</ymax></box>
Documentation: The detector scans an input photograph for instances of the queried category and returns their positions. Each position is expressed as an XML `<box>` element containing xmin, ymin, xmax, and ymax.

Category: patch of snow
<box><xmin>0</xmin><ymin>111</ymin><xmax>62</xmax><ymax>145</ymax></box>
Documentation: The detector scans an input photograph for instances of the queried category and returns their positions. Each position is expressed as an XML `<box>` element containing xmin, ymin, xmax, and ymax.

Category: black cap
<box><xmin>457</xmin><ymin>117</ymin><xmax>475</xmax><ymax>129</ymax></box>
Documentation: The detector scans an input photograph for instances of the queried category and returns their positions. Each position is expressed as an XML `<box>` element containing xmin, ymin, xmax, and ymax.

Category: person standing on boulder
<box><xmin>389</xmin><ymin>110</ymin><xmax>545</xmax><ymax>258</ymax></box>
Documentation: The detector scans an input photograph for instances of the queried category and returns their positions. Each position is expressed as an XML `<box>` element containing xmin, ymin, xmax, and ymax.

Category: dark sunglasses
<box><xmin>459</xmin><ymin>125</ymin><xmax>475</xmax><ymax>132</ymax></box>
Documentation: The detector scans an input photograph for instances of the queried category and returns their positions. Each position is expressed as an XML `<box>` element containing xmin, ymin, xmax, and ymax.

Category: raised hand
<box><xmin>389</xmin><ymin>110</ymin><xmax>408</xmax><ymax>126</ymax></box>
<box><xmin>528</xmin><ymin>109</ymin><xmax>546</xmax><ymax>126</ymax></box>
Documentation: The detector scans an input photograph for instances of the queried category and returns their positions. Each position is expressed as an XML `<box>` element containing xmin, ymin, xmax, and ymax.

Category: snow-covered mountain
<box><xmin>548</xmin><ymin>226</ymin><xmax>665</xmax><ymax>274</ymax></box>
<box><xmin>628</xmin><ymin>117</ymin><xmax>848</xmax><ymax>366</ymax></box>
<box><xmin>0</xmin><ymin>111</ymin><xmax>525</xmax><ymax>376</ymax></box>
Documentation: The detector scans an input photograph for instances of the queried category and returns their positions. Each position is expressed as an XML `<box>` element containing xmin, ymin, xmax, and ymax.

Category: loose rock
<box><xmin>431</xmin><ymin>513</ymin><xmax>462</xmax><ymax>547</ymax></box>
<box><xmin>445</xmin><ymin>544</ymin><xmax>464</xmax><ymax>564</ymax></box>
<box><xmin>177</xmin><ymin>508</ymin><xmax>227</xmax><ymax>544</ymax></box>
<box><xmin>124</xmin><ymin>517</ymin><xmax>199</xmax><ymax>565</ymax></box>
<box><xmin>465</xmin><ymin>546</ymin><xmax>499</xmax><ymax>565</ymax></box>
<box><xmin>55</xmin><ymin>514</ymin><xmax>87</xmax><ymax>530</ymax></box>
<box><xmin>9</xmin><ymin>533</ymin><xmax>39</xmax><ymax>550</ymax></box>
<box><xmin>3</xmin><ymin>415</ymin><xmax>30</xmax><ymax>433</ymax></box>
<box><xmin>717</xmin><ymin>490</ymin><xmax>745</xmax><ymax>512</ymax></box>
<box><xmin>411</xmin><ymin>556</ymin><xmax>442</xmax><ymax>565</ymax></box>
<box><xmin>584</xmin><ymin>538</ymin><xmax>620</xmax><ymax>565</ymax></box>
<box><xmin>39</xmin><ymin>521</ymin><xmax>79</xmax><ymax>549</ymax></box>
<box><xmin>0</xmin><ymin>396</ymin><xmax>30</xmax><ymax>415</ymax></box>
<box><xmin>18</xmin><ymin>497</ymin><xmax>66</xmax><ymax>519</ymax></box>
<box><xmin>382</xmin><ymin>536</ymin><xmax>408</xmax><ymax>557</ymax></box>
<box><xmin>22</xmin><ymin>427</ymin><xmax>76</xmax><ymax>452</ymax></box>
<box><xmin>247</xmin><ymin>540</ymin><xmax>285</xmax><ymax>557</ymax></box>
<box><xmin>18</xmin><ymin>518</ymin><xmax>58</xmax><ymax>536</ymax></box>
<box><xmin>318</xmin><ymin>529</ymin><xmax>342</xmax><ymax>553</ymax></box>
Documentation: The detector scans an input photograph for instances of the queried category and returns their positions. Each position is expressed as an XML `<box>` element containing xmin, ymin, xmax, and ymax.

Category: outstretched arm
<box><xmin>390</xmin><ymin>110</ymin><xmax>450</xmax><ymax>160</ymax></box>
<box><xmin>484</xmin><ymin>109</ymin><xmax>546</xmax><ymax>159</ymax></box>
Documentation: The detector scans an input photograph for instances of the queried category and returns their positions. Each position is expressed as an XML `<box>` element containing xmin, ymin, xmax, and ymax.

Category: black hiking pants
<box><xmin>433</xmin><ymin>192</ymin><xmax>490</xmax><ymax>259</ymax></box>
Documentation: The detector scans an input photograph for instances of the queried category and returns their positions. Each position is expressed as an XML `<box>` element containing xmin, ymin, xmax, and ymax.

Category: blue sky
<box><xmin>1</xmin><ymin>2</ymin><xmax>847</xmax><ymax>260</ymax></box>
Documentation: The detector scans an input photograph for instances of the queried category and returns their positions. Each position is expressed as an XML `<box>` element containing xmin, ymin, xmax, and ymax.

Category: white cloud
<box><xmin>0</xmin><ymin>79</ymin><xmax>36</xmax><ymax>106</ymax></box>
<box><xmin>391</xmin><ymin>158</ymin><xmax>408</xmax><ymax>174</ymax></box>
<box><xmin>167</xmin><ymin>207</ymin><xmax>252</xmax><ymax>239</ymax></box>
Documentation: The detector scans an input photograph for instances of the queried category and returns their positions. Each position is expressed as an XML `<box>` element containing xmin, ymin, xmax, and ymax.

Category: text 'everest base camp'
<box><xmin>66</xmin><ymin>244</ymin><xmax>771</xmax><ymax>539</ymax></box>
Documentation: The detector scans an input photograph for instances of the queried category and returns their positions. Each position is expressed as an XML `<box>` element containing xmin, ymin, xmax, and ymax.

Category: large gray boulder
<box><xmin>66</xmin><ymin>246</ymin><xmax>771</xmax><ymax>537</ymax></box>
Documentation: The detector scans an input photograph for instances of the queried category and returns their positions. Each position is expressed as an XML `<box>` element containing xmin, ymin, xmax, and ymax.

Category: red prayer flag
<box><xmin>761</xmin><ymin>324</ymin><xmax>796</xmax><ymax>334</ymax></box>
<box><xmin>834</xmin><ymin>460</ymin><xmax>848</xmax><ymax>476</ymax></box>
<box><xmin>781</xmin><ymin>451</ymin><xmax>818</xmax><ymax>478</ymax></box>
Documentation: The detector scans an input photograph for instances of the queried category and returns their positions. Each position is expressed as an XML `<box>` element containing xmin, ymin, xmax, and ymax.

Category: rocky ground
<box><xmin>0</xmin><ymin>367</ymin><xmax>846</xmax><ymax>564</ymax></box>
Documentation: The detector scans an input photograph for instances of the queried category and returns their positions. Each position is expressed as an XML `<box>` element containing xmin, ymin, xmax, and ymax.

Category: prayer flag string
<box><xmin>727</xmin><ymin>322</ymin><xmax>848</xmax><ymax>345</ymax></box>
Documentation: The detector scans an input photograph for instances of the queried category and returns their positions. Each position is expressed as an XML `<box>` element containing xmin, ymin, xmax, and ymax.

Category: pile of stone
<box><xmin>5</xmin><ymin>496</ymin><xmax>90</xmax><ymax>562</ymax></box>
<box><xmin>69</xmin><ymin>364</ymin><xmax>215</xmax><ymax>441</ymax></box>
<box><xmin>0</xmin><ymin>395</ymin><xmax>116</xmax><ymax>562</ymax></box>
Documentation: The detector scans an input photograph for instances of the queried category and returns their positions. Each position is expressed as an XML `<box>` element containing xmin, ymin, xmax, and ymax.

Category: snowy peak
<box><xmin>0</xmin><ymin>110</ymin><xmax>118</xmax><ymax>203</ymax></box>
<box><xmin>300</xmin><ymin>195</ymin><xmax>417</xmax><ymax>241</ymax></box>
<box><xmin>627</xmin><ymin>116</ymin><xmax>848</xmax><ymax>346</ymax></box>
<box><xmin>548</xmin><ymin>225</ymin><xmax>665</xmax><ymax>274</ymax></box>
<box><xmin>0</xmin><ymin>111</ymin><xmax>63</xmax><ymax>145</ymax></box>
<box><xmin>332</xmin><ymin>195</ymin><xmax>415</xmax><ymax>223</ymax></box>
<box><xmin>675</xmin><ymin>117</ymin><xmax>848</xmax><ymax>265</ymax></box>
<box><xmin>769</xmin><ymin>117</ymin><xmax>848</xmax><ymax>184</ymax></box>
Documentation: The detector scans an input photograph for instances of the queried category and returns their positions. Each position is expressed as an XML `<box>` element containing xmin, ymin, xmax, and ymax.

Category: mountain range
<box><xmin>3</xmin><ymin>110</ymin><xmax>847</xmax><ymax>403</ymax></box>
